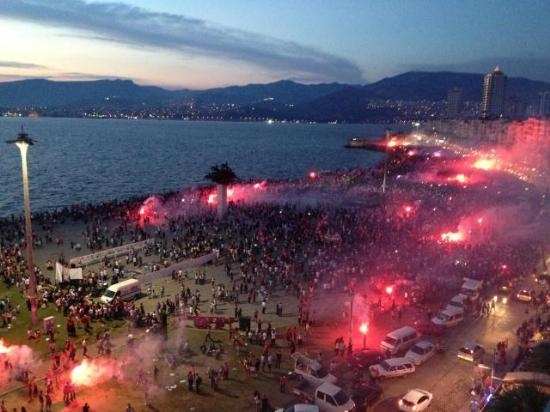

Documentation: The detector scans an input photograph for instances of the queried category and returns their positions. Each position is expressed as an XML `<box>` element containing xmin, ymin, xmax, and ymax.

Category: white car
<box><xmin>369</xmin><ymin>357</ymin><xmax>415</xmax><ymax>379</ymax></box>
<box><xmin>275</xmin><ymin>405</ymin><xmax>319</xmax><ymax>412</ymax></box>
<box><xmin>516</xmin><ymin>289</ymin><xmax>533</xmax><ymax>302</ymax></box>
<box><xmin>405</xmin><ymin>340</ymin><xmax>436</xmax><ymax>365</ymax></box>
<box><xmin>457</xmin><ymin>342</ymin><xmax>485</xmax><ymax>362</ymax></box>
<box><xmin>398</xmin><ymin>388</ymin><xmax>433</xmax><ymax>411</ymax></box>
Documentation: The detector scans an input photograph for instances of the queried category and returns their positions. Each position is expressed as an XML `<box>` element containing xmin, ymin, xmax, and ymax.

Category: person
<box><xmin>329</xmin><ymin>359</ymin><xmax>337</xmax><ymax>374</ymax></box>
<box><xmin>38</xmin><ymin>390</ymin><xmax>44</xmax><ymax>411</ymax></box>
<box><xmin>253</xmin><ymin>390</ymin><xmax>261</xmax><ymax>412</ymax></box>
<box><xmin>144</xmin><ymin>387</ymin><xmax>150</xmax><ymax>406</ymax></box>
<box><xmin>279</xmin><ymin>374</ymin><xmax>286</xmax><ymax>393</ymax></box>
<box><xmin>261</xmin><ymin>394</ymin><xmax>269</xmax><ymax>411</ymax></box>
<box><xmin>126</xmin><ymin>404</ymin><xmax>135</xmax><ymax>412</ymax></box>
<box><xmin>195</xmin><ymin>373</ymin><xmax>202</xmax><ymax>394</ymax></box>
<box><xmin>187</xmin><ymin>370</ymin><xmax>194</xmax><ymax>391</ymax></box>
<box><xmin>45</xmin><ymin>393</ymin><xmax>52</xmax><ymax>412</ymax></box>
<box><xmin>82</xmin><ymin>338</ymin><xmax>88</xmax><ymax>358</ymax></box>
<box><xmin>82</xmin><ymin>403</ymin><xmax>90</xmax><ymax>412</ymax></box>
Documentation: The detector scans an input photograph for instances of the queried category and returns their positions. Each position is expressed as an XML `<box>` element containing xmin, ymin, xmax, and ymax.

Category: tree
<box><xmin>485</xmin><ymin>385</ymin><xmax>549</xmax><ymax>412</ymax></box>
<box><xmin>205</xmin><ymin>163</ymin><xmax>238</xmax><ymax>218</ymax></box>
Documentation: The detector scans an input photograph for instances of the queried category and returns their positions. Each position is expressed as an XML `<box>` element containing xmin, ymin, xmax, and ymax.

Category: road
<box><xmin>369</xmin><ymin>286</ymin><xmax>540</xmax><ymax>412</ymax></box>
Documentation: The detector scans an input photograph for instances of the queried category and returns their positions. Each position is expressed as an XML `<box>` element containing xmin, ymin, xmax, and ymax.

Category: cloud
<box><xmin>401</xmin><ymin>56</ymin><xmax>550</xmax><ymax>83</ymax></box>
<box><xmin>0</xmin><ymin>71</ymin><xmax>133</xmax><ymax>83</ymax></box>
<box><xmin>0</xmin><ymin>0</ymin><xmax>364</xmax><ymax>84</ymax></box>
<box><xmin>56</xmin><ymin>71</ymin><xmax>134</xmax><ymax>81</ymax></box>
<box><xmin>0</xmin><ymin>60</ymin><xmax>47</xmax><ymax>69</ymax></box>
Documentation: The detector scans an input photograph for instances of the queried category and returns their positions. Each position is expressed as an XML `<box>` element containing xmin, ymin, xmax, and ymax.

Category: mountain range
<box><xmin>0</xmin><ymin>71</ymin><xmax>548</xmax><ymax>122</ymax></box>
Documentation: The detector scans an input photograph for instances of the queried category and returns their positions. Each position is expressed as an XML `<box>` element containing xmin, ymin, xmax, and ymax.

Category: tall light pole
<box><xmin>382</xmin><ymin>129</ymin><xmax>391</xmax><ymax>194</ymax></box>
<box><xmin>8</xmin><ymin>127</ymin><xmax>38</xmax><ymax>325</ymax></box>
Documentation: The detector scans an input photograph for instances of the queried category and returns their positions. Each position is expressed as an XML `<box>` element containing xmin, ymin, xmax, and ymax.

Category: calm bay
<box><xmin>0</xmin><ymin>118</ymin><xmax>403</xmax><ymax>217</ymax></box>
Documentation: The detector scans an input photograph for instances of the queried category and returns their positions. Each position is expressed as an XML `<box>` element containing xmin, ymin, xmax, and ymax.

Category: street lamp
<box><xmin>382</xmin><ymin>129</ymin><xmax>391</xmax><ymax>193</ymax></box>
<box><xmin>348</xmin><ymin>286</ymin><xmax>355</xmax><ymax>338</ymax></box>
<box><xmin>7</xmin><ymin>127</ymin><xmax>38</xmax><ymax>325</ymax></box>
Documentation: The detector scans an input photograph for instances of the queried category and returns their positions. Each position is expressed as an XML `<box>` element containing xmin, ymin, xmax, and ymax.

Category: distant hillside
<box><xmin>362</xmin><ymin>71</ymin><xmax>484</xmax><ymax>101</ymax></box>
<box><xmin>0</xmin><ymin>72</ymin><xmax>548</xmax><ymax>121</ymax></box>
<box><xmin>194</xmin><ymin>80</ymin><xmax>346</xmax><ymax>106</ymax></box>
<box><xmin>0</xmin><ymin>79</ymin><xmax>192</xmax><ymax>107</ymax></box>
<box><xmin>360</xmin><ymin>71</ymin><xmax>549</xmax><ymax>102</ymax></box>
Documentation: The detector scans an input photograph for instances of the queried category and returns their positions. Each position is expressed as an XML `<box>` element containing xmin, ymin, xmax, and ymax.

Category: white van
<box><xmin>431</xmin><ymin>307</ymin><xmax>464</xmax><ymax>328</ymax></box>
<box><xmin>100</xmin><ymin>279</ymin><xmax>141</xmax><ymax>303</ymax></box>
<box><xmin>460</xmin><ymin>278</ymin><xmax>483</xmax><ymax>301</ymax></box>
<box><xmin>446</xmin><ymin>294</ymin><xmax>469</xmax><ymax>312</ymax></box>
<box><xmin>380</xmin><ymin>326</ymin><xmax>418</xmax><ymax>356</ymax></box>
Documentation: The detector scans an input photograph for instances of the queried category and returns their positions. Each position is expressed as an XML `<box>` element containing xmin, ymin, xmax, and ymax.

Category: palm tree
<box><xmin>205</xmin><ymin>163</ymin><xmax>238</xmax><ymax>218</ymax></box>
<box><xmin>485</xmin><ymin>384</ymin><xmax>549</xmax><ymax>412</ymax></box>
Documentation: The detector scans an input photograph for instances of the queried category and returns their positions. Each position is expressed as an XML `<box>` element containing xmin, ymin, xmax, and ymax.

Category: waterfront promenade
<box><xmin>0</xmin><ymin>159</ymin><xmax>548</xmax><ymax>411</ymax></box>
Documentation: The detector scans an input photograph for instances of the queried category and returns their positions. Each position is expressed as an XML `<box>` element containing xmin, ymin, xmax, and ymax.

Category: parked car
<box><xmin>457</xmin><ymin>342</ymin><xmax>485</xmax><ymax>363</ymax></box>
<box><xmin>398</xmin><ymin>388</ymin><xmax>433</xmax><ymax>411</ymax></box>
<box><xmin>446</xmin><ymin>294</ymin><xmax>470</xmax><ymax>312</ymax></box>
<box><xmin>405</xmin><ymin>340</ymin><xmax>436</xmax><ymax>365</ymax></box>
<box><xmin>535</xmin><ymin>272</ymin><xmax>550</xmax><ymax>285</ymax></box>
<box><xmin>495</xmin><ymin>283</ymin><xmax>513</xmax><ymax>304</ymax></box>
<box><xmin>413</xmin><ymin>319</ymin><xmax>445</xmax><ymax>337</ymax></box>
<box><xmin>275</xmin><ymin>404</ymin><xmax>320</xmax><ymax>412</ymax></box>
<box><xmin>516</xmin><ymin>289</ymin><xmax>533</xmax><ymax>303</ymax></box>
<box><xmin>347</xmin><ymin>349</ymin><xmax>385</xmax><ymax>371</ymax></box>
<box><xmin>291</xmin><ymin>380</ymin><xmax>355</xmax><ymax>412</ymax></box>
<box><xmin>350</xmin><ymin>383</ymin><xmax>383</xmax><ymax>412</ymax></box>
<box><xmin>291</xmin><ymin>352</ymin><xmax>337</xmax><ymax>386</ymax></box>
<box><xmin>369</xmin><ymin>357</ymin><xmax>415</xmax><ymax>379</ymax></box>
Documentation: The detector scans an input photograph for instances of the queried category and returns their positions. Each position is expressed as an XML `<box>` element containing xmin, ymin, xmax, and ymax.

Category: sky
<box><xmin>0</xmin><ymin>0</ymin><xmax>549</xmax><ymax>89</ymax></box>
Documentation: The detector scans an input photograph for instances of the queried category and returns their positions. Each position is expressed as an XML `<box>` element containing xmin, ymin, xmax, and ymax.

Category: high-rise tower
<box><xmin>447</xmin><ymin>87</ymin><xmax>463</xmax><ymax>118</ymax></box>
<box><xmin>540</xmin><ymin>90</ymin><xmax>550</xmax><ymax>118</ymax></box>
<box><xmin>481</xmin><ymin>66</ymin><xmax>506</xmax><ymax>119</ymax></box>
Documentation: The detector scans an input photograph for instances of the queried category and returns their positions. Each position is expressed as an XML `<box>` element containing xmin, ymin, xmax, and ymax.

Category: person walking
<box><xmin>194</xmin><ymin>373</ymin><xmax>202</xmax><ymax>394</ymax></box>
<box><xmin>187</xmin><ymin>370</ymin><xmax>194</xmax><ymax>391</ymax></box>
<box><xmin>144</xmin><ymin>387</ymin><xmax>150</xmax><ymax>407</ymax></box>
<box><xmin>38</xmin><ymin>390</ymin><xmax>44</xmax><ymax>412</ymax></box>
<box><xmin>45</xmin><ymin>393</ymin><xmax>52</xmax><ymax>412</ymax></box>
<box><xmin>279</xmin><ymin>375</ymin><xmax>286</xmax><ymax>393</ymax></box>
<box><xmin>82</xmin><ymin>338</ymin><xmax>88</xmax><ymax>358</ymax></box>
<box><xmin>253</xmin><ymin>390</ymin><xmax>261</xmax><ymax>412</ymax></box>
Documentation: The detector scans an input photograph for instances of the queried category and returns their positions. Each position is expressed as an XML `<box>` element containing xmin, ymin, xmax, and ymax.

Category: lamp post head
<box><xmin>6</xmin><ymin>126</ymin><xmax>36</xmax><ymax>148</ymax></box>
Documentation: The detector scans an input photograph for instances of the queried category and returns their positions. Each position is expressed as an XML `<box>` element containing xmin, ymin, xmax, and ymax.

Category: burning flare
<box><xmin>70</xmin><ymin>359</ymin><xmax>121</xmax><ymax>387</ymax></box>
<box><xmin>473</xmin><ymin>158</ymin><xmax>497</xmax><ymax>171</ymax></box>
<box><xmin>441</xmin><ymin>231</ymin><xmax>464</xmax><ymax>242</ymax></box>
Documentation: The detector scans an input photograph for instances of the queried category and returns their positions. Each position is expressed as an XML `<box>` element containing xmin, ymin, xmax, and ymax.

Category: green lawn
<box><xmin>0</xmin><ymin>288</ymin><xmax>300</xmax><ymax>412</ymax></box>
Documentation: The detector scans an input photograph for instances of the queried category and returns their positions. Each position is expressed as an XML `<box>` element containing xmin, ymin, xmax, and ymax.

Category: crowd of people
<box><xmin>0</xmin><ymin>143</ymin><xmax>549</xmax><ymax>410</ymax></box>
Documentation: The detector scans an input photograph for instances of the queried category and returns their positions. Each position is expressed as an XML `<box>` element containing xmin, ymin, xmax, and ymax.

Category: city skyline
<box><xmin>0</xmin><ymin>0</ymin><xmax>549</xmax><ymax>89</ymax></box>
